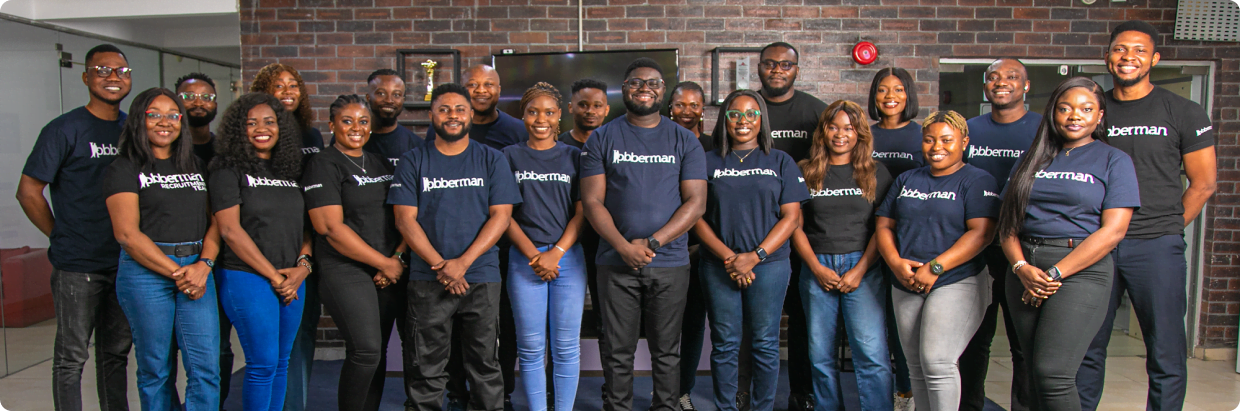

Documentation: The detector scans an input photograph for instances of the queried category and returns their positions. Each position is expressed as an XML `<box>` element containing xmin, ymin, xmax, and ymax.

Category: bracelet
<box><xmin>392</xmin><ymin>251</ymin><xmax>404</xmax><ymax>259</ymax></box>
<box><xmin>554</xmin><ymin>245</ymin><xmax>566</xmax><ymax>253</ymax></box>
<box><xmin>1011</xmin><ymin>260</ymin><xmax>1028</xmax><ymax>272</ymax></box>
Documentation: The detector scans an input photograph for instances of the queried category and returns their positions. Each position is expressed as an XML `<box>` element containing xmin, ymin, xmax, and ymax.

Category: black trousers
<box><xmin>321</xmin><ymin>263</ymin><xmax>406</xmax><ymax>411</ymax></box>
<box><xmin>406</xmin><ymin>280</ymin><xmax>504</xmax><ymax>411</ymax></box>
<box><xmin>447</xmin><ymin>244</ymin><xmax>518</xmax><ymax>403</ymax></box>
<box><xmin>782</xmin><ymin>256</ymin><xmax>811</xmax><ymax>398</ymax></box>
<box><xmin>51</xmin><ymin>268</ymin><xmax>132</xmax><ymax>411</ymax></box>
<box><xmin>959</xmin><ymin>246</ymin><xmax>1030</xmax><ymax>411</ymax></box>
<box><xmin>598</xmin><ymin>264</ymin><xmax>692</xmax><ymax>411</ymax></box>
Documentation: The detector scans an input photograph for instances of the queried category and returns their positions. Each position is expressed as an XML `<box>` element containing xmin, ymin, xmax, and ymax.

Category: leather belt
<box><xmin>158</xmin><ymin>242</ymin><xmax>203</xmax><ymax>257</ymax></box>
<box><xmin>1020</xmin><ymin>236</ymin><xmax>1085</xmax><ymax>249</ymax></box>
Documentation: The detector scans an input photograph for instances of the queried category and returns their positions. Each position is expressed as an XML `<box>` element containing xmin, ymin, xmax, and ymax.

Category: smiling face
<box><xmin>984</xmin><ymin>59</ymin><xmax>1029</xmax><ymax>109</ymax></box>
<box><xmin>570</xmin><ymin>87</ymin><xmax>609</xmax><ymax>131</ymax></box>
<box><xmin>758</xmin><ymin>46</ymin><xmax>799</xmax><ymax>98</ymax></box>
<box><xmin>270</xmin><ymin>71</ymin><xmax>302</xmax><ymax>112</ymax></box>
<box><xmin>875</xmin><ymin>75</ymin><xmax>907</xmax><ymax>121</ymax></box>
<box><xmin>1054</xmin><ymin>87</ymin><xmax>1104</xmax><ymax>144</ymax></box>
<box><xmin>622</xmin><ymin>67</ymin><xmax>665</xmax><ymax>117</ymax></box>
<box><xmin>1107</xmin><ymin>30</ymin><xmax>1161</xmax><ymax>88</ymax></box>
<box><xmin>330</xmin><ymin>103</ymin><xmax>372</xmax><ymax>151</ymax></box>
<box><xmin>84</xmin><ymin>52</ymin><xmax>132</xmax><ymax>106</ymax></box>
<box><xmin>177</xmin><ymin>79</ymin><xmax>218</xmax><ymax>128</ymax></box>
<box><xmin>725</xmin><ymin>96</ymin><xmax>761</xmax><ymax>148</ymax></box>
<box><xmin>523</xmin><ymin>95</ymin><xmax>561</xmax><ymax>142</ymax></box>
<box><xmin>464</xmin><ymin>67</ymin><xmax>501</xmax><ymax>115</ymax></box>
<box><xmin>368</xmin><ymin>74</ymin><xmax>405</xmax><ymax>127</ymax></box>
<box><xmin>824</xmin><ymin>110</ymin><xmax>858</xmax><ymax>158</ymax></box>
<box><xmin>245</xmin><ymin>103</ymin><xmax>279</xmax><ymax>157</ymax></box>
<box><xmin>145</xmin><ymin>95</ymin><xmax>182</xmax><ymax>153</ymax></box>
<box><xmin>431</xmin><ymin>92</ymin><xmax>473</xmax><ymax>142</ymax></box>
<box><xmin>922</xmin><ymin>122</ymin><xmax>968</xmax><ymax>172</ymax></box>
<box><xmin>670</xmin><ymin>88</ymin><xmax>704</xmax><ymax>132</ymax></box>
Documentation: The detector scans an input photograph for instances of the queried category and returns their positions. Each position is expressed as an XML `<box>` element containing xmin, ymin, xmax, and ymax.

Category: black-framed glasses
<box><xmin>178</xmin><ymin>92</ymin><xmax>217</xmax><ymax>102</ymax></box>
<box><xmin>759</xmin><ymin>60</ymin><xmax>797</xmax><ymax>71</ymax></box>
<box><xmin>623</xmin><ymin>78</ymin><xmax>665</xmax><ymax>90</ymax></box>
<box><xmin>145</xmin><ymin>111</ymin><xmax>183</xmax><ymax>122</ymax></box>
<box><xmin>725</xmin><ymin>109</ymin><xmax>761</xmax><ymax>123</ymax></box>
<box><xmin>88</xmin><ymin>66</ymin><xmax>133</xmax><ymax>79</ymax></box>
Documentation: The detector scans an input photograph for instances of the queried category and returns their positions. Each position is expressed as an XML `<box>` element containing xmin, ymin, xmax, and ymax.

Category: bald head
<box><xmin>984</xmin><ymin>57</ymin><xmax>1030</xmax><ymax>111</ymax></box>
<box><xmin>464</xmin><ymin>64</ymin><xmax>501</xmax><ymax>115</ymax></box>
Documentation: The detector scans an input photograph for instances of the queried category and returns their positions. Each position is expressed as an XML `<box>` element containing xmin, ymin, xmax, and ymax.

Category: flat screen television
<box><xmin>491</xmin><ymin>49</ymin><xmax>679</xmax><ymax>133</ymax></box>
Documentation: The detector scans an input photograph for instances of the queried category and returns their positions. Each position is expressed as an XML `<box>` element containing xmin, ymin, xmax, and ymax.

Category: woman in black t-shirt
<box><xmin>252</xmin><ymin>63</ymin><xmax>325</xmax><ymax>155</ymax></box>
<box><xmin>790</xmin><ymin>100</ymin><xmax>894</xmax><ymax>411</ymax></box>
<box><xmin>104</xmin><ymin>87</ymin><xmax>221</xmax><ymax>410</ymax></box>
<box><xmin>208</xmin><ymin>92</ymin><xmax>312</xmax><ymax>411</ymax></box>
<box><xmin>303</xmin><ymin>95</ymin><xmax>406</xmax><ymax>411</ymax></box>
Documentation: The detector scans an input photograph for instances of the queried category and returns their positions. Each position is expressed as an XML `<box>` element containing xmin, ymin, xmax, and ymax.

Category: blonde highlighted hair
<box><xmin>921</xmin><ymin>110</ymin><xmax>969</xmax><ymax>138</ymax></box>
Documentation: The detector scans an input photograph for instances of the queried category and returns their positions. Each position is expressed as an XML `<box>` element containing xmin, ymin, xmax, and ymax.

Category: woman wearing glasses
<box><xmin>104</xmin><ymin>88</ymin><xmax>220</xmax><ymax>410</ymax></box>
<box><xmin>875</xmin><ymin>111</ymin><xmax>999</xmax><ymax>410</ymax></box>
<box><xmin>695</xmin><ymin>89</ymin><xmax>809</xmax><ymax>411</ymax></box>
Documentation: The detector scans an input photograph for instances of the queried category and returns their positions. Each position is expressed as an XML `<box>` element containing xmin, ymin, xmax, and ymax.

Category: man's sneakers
<box><xmin>735</xmin><ymin>391</ymin><xmax>751</xmax><ymax>411</ymax></box>
<box><xmin>894</xmin><ymin>392</ymin><xmax>915</xmax><ymax>411</ymax></box>
<box><xmin>446</xmin><ymin>397</ymin><xmax>467</xmax><ymax>411</ymax></box>
<box><xmin>678</xmin><ymin>393</ymin><xmax>696</xmax><ymax>411</ymax></box>
<box><xmin>788</xmin><ymin>393</ymin><xmax>814</xmax><ymax>411</ymax></box>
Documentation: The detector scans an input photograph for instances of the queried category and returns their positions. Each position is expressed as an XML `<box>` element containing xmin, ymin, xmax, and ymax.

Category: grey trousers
<box><xmin>891</xmin><ymin>273</ymin><xmax>990</xmax><ymax>411</ymax></box>
<box><xmin>597</xmin><ymin>264</ymin><xmax>691</xmax><ymax>411</ymax></box>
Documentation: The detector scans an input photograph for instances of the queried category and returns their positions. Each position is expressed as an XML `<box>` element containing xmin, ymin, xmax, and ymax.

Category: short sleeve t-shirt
<box><xmin>1016</xmin><ymin>141</ymin><xmax>1141</xmax><ymax>238</ymax></box>
<box><xmin>871</xmin><ymin>122</ymin><xmax>924</xmax><ymax>178</ymax></box>
<box><xmin>364</xmin><ymin>126</ymin><xmax>423</xmax><ymax>168</ymax></box>
<box><xmin>193</xmin><ymin>134</ymin><xmax>215</xmax><ymax>165</ymax></box>
<box><xmin>764</xmin><ymin>91</ymin><xmax>828</xmax><ymax>162</ymax></box>
<box><xmin>302</xmin><ymin>127</ymin><xmax>325</xmax><ymax>156</ymax></box>
<box><xmin>876</xmin><ymin>165</ymin><xmax>1000</xmax><ymax>293</ymax></box>
<box><xmin>701</xmin><ymin>148</ymin><xmax>810</xmax><ymax>264</ymax></box>
<box><xmin>102</xmin><ymin>157</ymin><xmax>210</xmax><ymax>244</ymax></box>
<box><xmin>1105</xmin><ymin>86</ymin><xmax>1215</xmax><ymax>238</ymax></box>
<box><xmin>504</xmin><ymin>142</ymin><xmax>580</xmax><ymax>247</ymax></box>
<box><xmin>965</xmin><ymin>111</ymin><xmax>1041</xmax><ymax>191</ymax></box>
<box><xmin>387</xmin><ymin>142</ymin><xmax>523</xmax><ymax>283</ymax></box>
<box><xmin>208</xmin><ymin>165</ymin><xmax>305</xmax><ymax>274</ymax></box>
<box><xmin>558</xmin><ymin>130</ymin><xmax>586</xmax><ymax>149</ymax></box>
<box><xmin>302</xmin><ymin>146</ymin><xmax>401</xmax><ymax>268</ymax></box>
<box><xmin>427</xmin><ymin>110</ymin><xmax>528</xmax><ymax>151</ymax></box>
<box><xmin>580</xmin><ymin>116</ymin><xmax>708</xmax><ymax>267</ymax></box>
<box><xmin>803</xmin><ymin>163</ymin><xmax>894</xmax><ymax>255</ymax></box>
<box><xmin>21</xmin><ymin>107</ymin><xmax>125</xmax><ymax>272</ymax></box>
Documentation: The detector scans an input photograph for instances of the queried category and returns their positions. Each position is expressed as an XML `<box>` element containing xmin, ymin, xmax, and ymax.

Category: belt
<box><xmin>1020</xmin><ymin>236</ymin><xmax>1085</xmax><ymax>248</ymax></box>
<box><xmin>158</xmin><ymin>242</ymin><xmax>203</xmax><ymax>257</ymax></box>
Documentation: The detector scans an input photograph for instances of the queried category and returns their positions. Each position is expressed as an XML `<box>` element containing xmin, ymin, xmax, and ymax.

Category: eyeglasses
<box><xmin>178</xmin><ymin>92</ymin><xmax>217</xmax><ymax>102</ymax></box>
<box><xmin>145</xmin><ymin>111</ymin><xmax>183</xmax><ymax>122</ymax></box>
<box><xmin>623</xmin><ymin>78</ymin><xmax>665</xmax><ymax>90</ymax></box>
<box><xmin>88</xmin><ymin>66</ymin><xmax>133</xmax><ymax>79</ymax></box>
<box><xmin>725</xmin><ymin>109</ymin><xmax>762</xmax><ymax>123</ymax></box>
<box><xmin>759</xmin><ymin>60</ymin><xmax>798</xmax><ymax>71</ymax></box>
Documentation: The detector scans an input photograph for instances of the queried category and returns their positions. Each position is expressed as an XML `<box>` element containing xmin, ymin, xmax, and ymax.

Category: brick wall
<box><xmin>238</xmin><ymin>0</ymin><xmax>1240</xmax><ymax>349</ymax></box>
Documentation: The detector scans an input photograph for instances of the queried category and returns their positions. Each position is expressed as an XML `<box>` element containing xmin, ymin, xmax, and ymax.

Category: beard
<box><xmin>1113</xmin><ymin>70</ymin><xmax>1149</xmax><ymax>88</ymax></box>
<box><xmin>434</xmin><ymin>122</ymin><xmax>471</xmax><ymax>143</ymax></box>
<box><xmin>577</xmin><ymin>120</ymin><xmax>601</xmax><ymax>132</ymax></box>
<box><xmin>760</xmin><ymin>77</ymin><xmax>792</xmax><ymax>98</ymax></box>
<box><xmin>623</xmin><ymin>96</ymin><xmax>663</xmax><ymax>116</ymax></box>
<box><xmin>187</xmin><ymin>109</ymin><xmax>216</xmax><ymax>128</ymax></box>
<box><xmin>371</xmin><ymin>103</ymin><xmax>403</xmax><ymax>130</ymax></box>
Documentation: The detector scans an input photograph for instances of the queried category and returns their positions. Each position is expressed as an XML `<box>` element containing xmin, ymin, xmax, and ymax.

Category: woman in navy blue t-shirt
<box><xmin>694</xmin><ymin>89</ymin><xmax>809</xmax><ymax>411</ymax></box>
<box><xmin>996</xmin><ymin>77</ymin><xmax>1139</xmax><ymax>411</ymax></box>
<box><xmin>503</xmin><ymin>83</ymin><xmax>588</xmax><ymax>411</ymax></box>
<box><xmin>875</xmin><ymin>110</ymin><xmax>999</xmax><ymax>410</ymax></box>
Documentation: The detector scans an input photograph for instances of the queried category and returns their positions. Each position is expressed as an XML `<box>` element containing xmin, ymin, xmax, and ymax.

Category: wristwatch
<box><xmin>1047</xmin><ymin>266</ymin><xmax>1063</xmax><ymax>281</ymax></box>
<box><xmin>753</xmin><ymin>247</ymin><xmax>769</xmax><ymax>262</ymax></box>
<box><xmin>198</xmin><ymin>257</ymin><xmax>214</xmax><ymax>268</ymax></box>
<box><xmin>297</xmin><ymin>254</ymin><xmax>313</xmax><ymax>274</ymax></box>
<box><xmin>928</xmin><ymin>259</ymin><xmax>944</xmax><ymax>276</ymax></box>
<box><xmin>646</xmin><ymin>236</ymin><xmax>661</xmax><ymax>251</ymax></box>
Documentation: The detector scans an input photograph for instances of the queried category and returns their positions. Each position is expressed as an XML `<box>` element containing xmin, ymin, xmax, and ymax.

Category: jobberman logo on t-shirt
<box><xmin>1108</xmin><ymin>125</ymin><xmax>1168</xmax><ymax>137</ymax></box>
<box><xmin>811</xmin><ymin>187</ymin><xmax>862</xmax><ymax>198</ymax></box>
<box><xmin>873</xmin><ymin>151</ymin><xmax>914</xmax><ymax>161</ymax></box>
<box><xmin>968</xmin><ymin>146</ymin><xmax>1023</xmax><ymax>158</ymax></box>
<box><xmin>898</xmin><ymin>187</ymin><xmax>957</xmax><ymax>201</ymax></box>
<box><xmin>246</xmin><ymin>175</ymin><xmax>299</xmax><ymax>188</ymax></box>
<box><xmin>770</xmin><ymin>130</ymin><xmax>808</xmax><ymax>140</ymax></box>
<box><xmin>613</xmin><ymin>150</ymin><xmax>676</xmax><ymax>164</ymax></box>
<box><xmin>514</xmin><ymin>170</ymin><xmax>571</xmax><ymax>184</ymax></box>
<box><xmin>303</xmin><ymin>184</ymin><xmax>323</xmax><ymax>192</ymax></box>
<box><xmin>302</xmin><ymin>147</ymin><xmax>321</xmax><ymax>155</ymax></box>
<box><xmin>422</xmin><ymin>177</ymin><xmax>484</xmax><ymax>192</ymax></box>
<box><xmin>712</xmin><ymin>168</ymin><xmax>778</xmax><ymax>179</ymax></box>
<box><xmin>90</xmin><ymin>142</ymin><xmax>119</xmax><ymax>159</ymax></box>
<box><xmin>139</xmin><ymin>172</ymin><xmax>206</xmax><ymax>191</ymax></box>
<box><xmin>353</xmin><ymin>174</ymin><xmax>393</xmax><ymax>186</ymax></box>
<box><xmin>984</xmin><ymin>190</ymin><xmax>999</xmax><ymax>197</ymax></box>
<box><xmin>1035</xmin><ymin>170</ymin><xmax>1096</xmax><ymax>184</ymax></box>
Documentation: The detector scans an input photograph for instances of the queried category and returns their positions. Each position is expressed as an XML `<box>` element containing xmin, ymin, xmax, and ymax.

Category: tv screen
<box><xmin>491</xmin><ymin>49</ymin><xmax>679</xmax><ymax>133</ymax></box>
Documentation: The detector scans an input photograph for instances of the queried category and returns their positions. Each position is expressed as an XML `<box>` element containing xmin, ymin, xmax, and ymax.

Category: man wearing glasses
<box><xmin>17</xmin><ymin>44</ymin><xmax>134</xmax><ymax>411</ymax></box>
<box><xmin>580</xmin><ymin>57</ymin><xmax>707</xmax><ymax>411</ymax></box>
<box><xmin>174</xmin><ymin>73</ymin><xmax>219</xmax><ymax>164</ymax></box>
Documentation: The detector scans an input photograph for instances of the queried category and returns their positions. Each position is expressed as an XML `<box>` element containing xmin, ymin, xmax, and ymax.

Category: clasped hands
<box><xmin>267</xmin><ymin>264</ymin><xmax>310</xmax><ymax>305</ymax></box>
<box><xmin>1015</xmin><ymin>264</ymin><xmax>1061</xmax><ymax>308</ymax></box>
<box><xmin>891</xmin><ymin>258</ymin><xmax>938</xmax><ymax>294</ymax></box>
<box><xmin>372</xmin><ymin>255</ymin><xmax>406</xmax><ymax>289</ymax></box>
<box><xmin>171</xmin><ymin>260</ymin><xmax>212</xmax><ymax>300</ymax></box>
<box><xmin>807</xmin><ymin>261</ymin><xmax>864</xmax><ymax>293</ymax></box>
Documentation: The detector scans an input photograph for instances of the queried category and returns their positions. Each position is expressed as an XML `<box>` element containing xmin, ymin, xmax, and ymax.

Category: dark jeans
<box><xmin>783</xmin><ymin>257</ymin><xmax>812</xmax><ymax>399</ymax></box>
<box><xmin>447</xmin><ymin>245</ymin><xmax>517</xmax><ymax>403</ymax></box>
<box><xmin>1007</xmin><ymin>241</ymin><xmax>1113</xmax><ymax>411</ymax></box>
<box><xmin>1077</xmin><ymin>235</ymin><xmax>1188</xmax><ymax>411</ymax></box>
<box><xmin>406</xmin><ymin>280</ymin><xmax>504</xmax><ymax>411</ymax></box>
<box><xmin>959</xmin><ymin>246</ymin><xmax>1029</xmax><ymax>411</ymax></box>
<box><xmin>598</xmin><ymin>264</ymin><xmax>691</xmax><ymax>411</ymax></box>
<box><xmin>321</xmin><ymin>263</ymin><xmax>406</xmax><ymax>411</ymax></box>
<box><xmin>283</xmin><ymin>271</ymin><xmax>319</xmax><ymax>411</ymax></box>
<box><xmin>679</xmin><ymin>247</ymin><xmax>707</xmax><ymax>395</ymax></box>
<box><xmin>51</xmin><ymin>268</ymin><xmax>132</xmax><ymax>411</ymax></box>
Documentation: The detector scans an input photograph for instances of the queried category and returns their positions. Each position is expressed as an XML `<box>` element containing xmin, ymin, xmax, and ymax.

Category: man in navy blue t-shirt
<box><xmin>365</xmin><ymin>69</ymin><xmax>423</xmax><ymax>167</ymax></box>
<box><xmin>580</xmin><ymin>58</ymin><xmax>707</xmax><ymax>411</ymax></box>
<box><xmin>959</xmin><ymin>57</ymin><xmax>1039</xmax><ymax>411</ymax></box>
<box><xmin>389</xmin><ymin>83</ymin><xmax>522</xmax><ymax>411</ymax></box>
<box><xmin>17</xmin><ymin>44</ymin><xmax>134</xmax><ymax>411</ymax></box>
<box><xmin>425</xmin><ymin>65</ymin><xmax>528</xmax><ymax>151</ymax></box>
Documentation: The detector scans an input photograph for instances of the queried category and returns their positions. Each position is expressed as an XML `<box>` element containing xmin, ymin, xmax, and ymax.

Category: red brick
<box><xmin>277</xmin><ymin>9</ymin><xmax>313</xmax><ymax>19</ymax></box>
<box><xmin>510</xmin><ymin>32</ymin><xmax>548</xmax><ymax>44</ymax></box>
<box><xmin>587</xmin><ymin>6</ymin><xmax>624</xmax><ymax>18</ymax></box>
<box><xmin>587</xmin><ymin>31</ymin><xmax>626</xmax><ymax>43</ymax></box>
<box><xmin>355</xmin><ymin>8</ymin><xmax>391</xmax><ymax>19</ymax></box>
<box><xmin>1032</xmin><ymin>20</ymin><xmax>1070</xmax><ymax>33</ymax></box>
<box><xmin>820</xmin><ymin>6</ymin><xmax>858</xmax><ymax>17</ymax></box>
<box><xmin>744</xmin><ymin>6</ymin><xmax>781</xmax><ymax>16</ymax></box>
<box><xmin>608</xmin><ymin>18</ymin><xmax>646</xmax><ymax>31</ymax></box>
<box><xmin>783</xmin><ymin>6</ymin><xmax>820</xmax><ymax>17</ymax></box>
<box><xmin>628</xmin><ymin>31</ymin><xmax>664</xmax><ymax>43</ymax></box>
<box><xmin>316</xmin><ymin>9</ymin><xmax>352</xmax><ymax>19</ymax></box>
<box><xmin>393</xmin><ymin>7</ymin><xmax>430</xmax><ymax>19</ymax></box>
<box><xmin>765</xmin><ymin>19</ymin><xmax>801</xmax><ymax>31</ymax></box>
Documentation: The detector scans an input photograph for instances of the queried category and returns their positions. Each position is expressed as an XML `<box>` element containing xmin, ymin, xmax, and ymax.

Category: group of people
<box><xmin>17</xmin><ymin>18</ymin><xmax>1216</xmax><ymax>411</ymax></box>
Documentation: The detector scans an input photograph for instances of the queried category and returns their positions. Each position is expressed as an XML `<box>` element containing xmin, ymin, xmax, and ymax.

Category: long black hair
<box><xmin>211</xmin><ymin>92</ymin><xmax>303</xmax><ymax>180</ymax></box>
<box><xmin>117</xmin><ymin>87</ymin><xmax>197</xmax><ymax>173</ymax></box>
<box><xmin>996</xmin><ymin>77</ymin><xmax>1109</xmax><ymax>239</ymax></box>
<box><xmin>710</xmin><ymin>89</ymin><xmax>773</xmax><ymax>157</ymax></box>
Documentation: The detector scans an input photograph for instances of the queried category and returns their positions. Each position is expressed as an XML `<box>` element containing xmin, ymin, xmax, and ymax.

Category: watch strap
<box><xmin>753</xmin><ymin>247</ymin><xmax>768</xmax><ymax>262</ymax></box>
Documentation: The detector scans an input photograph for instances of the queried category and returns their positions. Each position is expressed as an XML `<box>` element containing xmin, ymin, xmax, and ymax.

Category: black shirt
<box><xmin>764</xmin><ymin>90</ymin><xmax>828</xmax><ymax>162</ymax></box>
<box><xmin>21</xmin><ymin>107</ymin><xmax>125</xmax><ymax>272</ymax></box>
<box><xmin>364</xmin><ymin>126</ymin><xmax>423</xmax><ymax>168</ymax></box>
<box><xmin>209</xmin><ymin>164</ymin><xmax>305</xmax><ymax>274</ymax></box>
<box><xmin>302</xmin><ymin>146</ymin><xmax>400</xmax><ymax>269</ymax></box>
<box><xmin>302</xmin><ymin>127</ymin><xmax>325</xmax><ymax>156</ymax></box>
<box><xmin>803</xmin><ymin>163</ymin><xmax>894</xmax><ymax>255</ymax></box>
<box><xmin>193</xmin><ymin>134</ymin><xmax>215</xmax><ymax>166</ymax></box>
<box><xmin>558</xmin><ymin>130</ymin><xmax>586</xmax><ymax>149</ymax></box>
<box><xmin>1104</xmin><ymin>86</ymin><xmax>1215</xmax><ymax>238</ymax></box>
<box><xmin>102</xmin><ymin>157</ymin><xmax>210</xmax><ymax>244</ymax></box>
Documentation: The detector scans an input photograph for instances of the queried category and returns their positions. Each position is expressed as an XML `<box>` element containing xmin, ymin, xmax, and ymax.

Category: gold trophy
<box><xmin>421</xmin><ymin>59</ymin><xmax>438</xmax><ymax>101</ymax></box>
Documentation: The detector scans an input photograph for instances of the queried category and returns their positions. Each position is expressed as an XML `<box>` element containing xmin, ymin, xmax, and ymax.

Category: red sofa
<box><xmin>1</xmin><ymin>247</ymin><xmax>55</xmax><ymax>327</ymax></box>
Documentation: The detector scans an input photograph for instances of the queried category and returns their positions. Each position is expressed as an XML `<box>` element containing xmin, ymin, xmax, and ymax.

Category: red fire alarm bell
<box><xmin>853</xmin><ymin>41</ymin><xmax>877</xmax><ymax>65</ymax></box>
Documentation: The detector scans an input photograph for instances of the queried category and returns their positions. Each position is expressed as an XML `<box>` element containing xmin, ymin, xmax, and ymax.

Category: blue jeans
<box><xmin>116</xmin><ymin>243</ymin><xmax>221</xmax><ymax>411</ymax></box>
<box><xmin>217</xmin><ymin>268</ymin><xmax>306</xmax><ymax>411</ymax></box>
<box><xmin>508</xmin><ymin>245</ymin><xmax>587</xmax><ymax>411</ymax></box>
<box><xmin>700</xmin><ymin>256</ymin><xmax>790</xmax><ymax>411</ymax></box>
<box><xmin>801</xmin><ymin>252</ymin><xmax>893</xmax><ymax>411</ymax></box>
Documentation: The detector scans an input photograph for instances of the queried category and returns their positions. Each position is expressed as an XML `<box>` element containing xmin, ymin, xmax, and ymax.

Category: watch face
<box><xmin>931</xmin><ymin>262</ymin><xmax>944</xmax><ymax>275</ymax></box>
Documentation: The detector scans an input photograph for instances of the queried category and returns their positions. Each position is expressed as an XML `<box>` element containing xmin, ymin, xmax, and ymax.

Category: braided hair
<box><xmin>519</xmin><ymin>82</ymin><xmax>564</xmax><ymax>137</ymax></box>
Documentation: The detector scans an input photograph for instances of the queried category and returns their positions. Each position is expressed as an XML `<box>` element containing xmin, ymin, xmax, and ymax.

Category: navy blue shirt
<box><xmin>426</xmin><ymin>110</ymin><xmax>528</xmax><ymax>151</ymax></box>
<box><xmin>504</xmin><ymin>142</ymin><xmax>580</xmax><ymax>247</ymax></box>
<box><xmin>21</xmin><ymin>107</ymin><xmax>125</xmax><ymax>272</ymax></box>
<box><xmin>876</xmin><ymin>164</ymin><xmax>1000</xmax><ymax>293</ymax></box>
<box><xmin>302</xmin><ymin>127</ymin><xmax>325</xmax><ymax>156</ymax></box>
<box><xmin>871</xmin><ymin>122</ymin><xmax>924</xmax><ymax>178</ymax></box>
<box><xmin>580</xmin><ymin>117</ymin><xmax>708</xmax><ymax>268</ymax></box>
<box><xmin>965</xmin><ymin>111</ymin><xmax>1041</xmax><ymax>191</ymax></box>
<box><xmin>387</xmin><ymin>141</ymin><xmax>522</xmax><ymax>283</ymax></box>
<box><xmin>1015</xmin><ymin>141</ymin><xmax>1141</xmax><ymax>239</ymax></box>
<box><xmin>701</xmin><ymin>148</ymin><xmax>810</xmax><ymax>264</ymax></box>
<box><xmin>364</xmin><ymin>126</ymin><xmax>423</xmax><ymax>168</ymax></box>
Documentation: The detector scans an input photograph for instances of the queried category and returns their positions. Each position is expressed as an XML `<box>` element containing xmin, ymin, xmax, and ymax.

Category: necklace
<box><xmin>733</xmin><ymin>148</ymin><xmax>758</xmax><ymax>163</ymax></box>
<box><xmin>340</xmin><ymin>149</ymin><xmax>366</xmax><ymax>173</ymax></box>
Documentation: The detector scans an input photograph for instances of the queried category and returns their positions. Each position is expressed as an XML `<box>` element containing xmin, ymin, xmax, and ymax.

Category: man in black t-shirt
<box><xmin>1075</xmin><ymin>21</ymin><xmax>1216</xmax><ymax>411</ymax></box>
<box><xmin>757</xmin><ymin>42</ymin><xmax>826</xmax><ymax>411</ymax></box>
<box><xmin>365</xmin><ymin>69</ymin><xmax>422</xmax><ymax>167</ymax></box>
<box><xmin>17</xmin><ymin>44</ymin><xmax>134</xmax><ymax>411</ymax></box>
<box><xmin>559</xmin><ymin>78</ymin><xmax>610</xmax><ymax>149</ymax></box>
<box><xmin>175</xmin><ymin>73</ymin><xmax>219</xmax><ymax>165</ymax></box>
